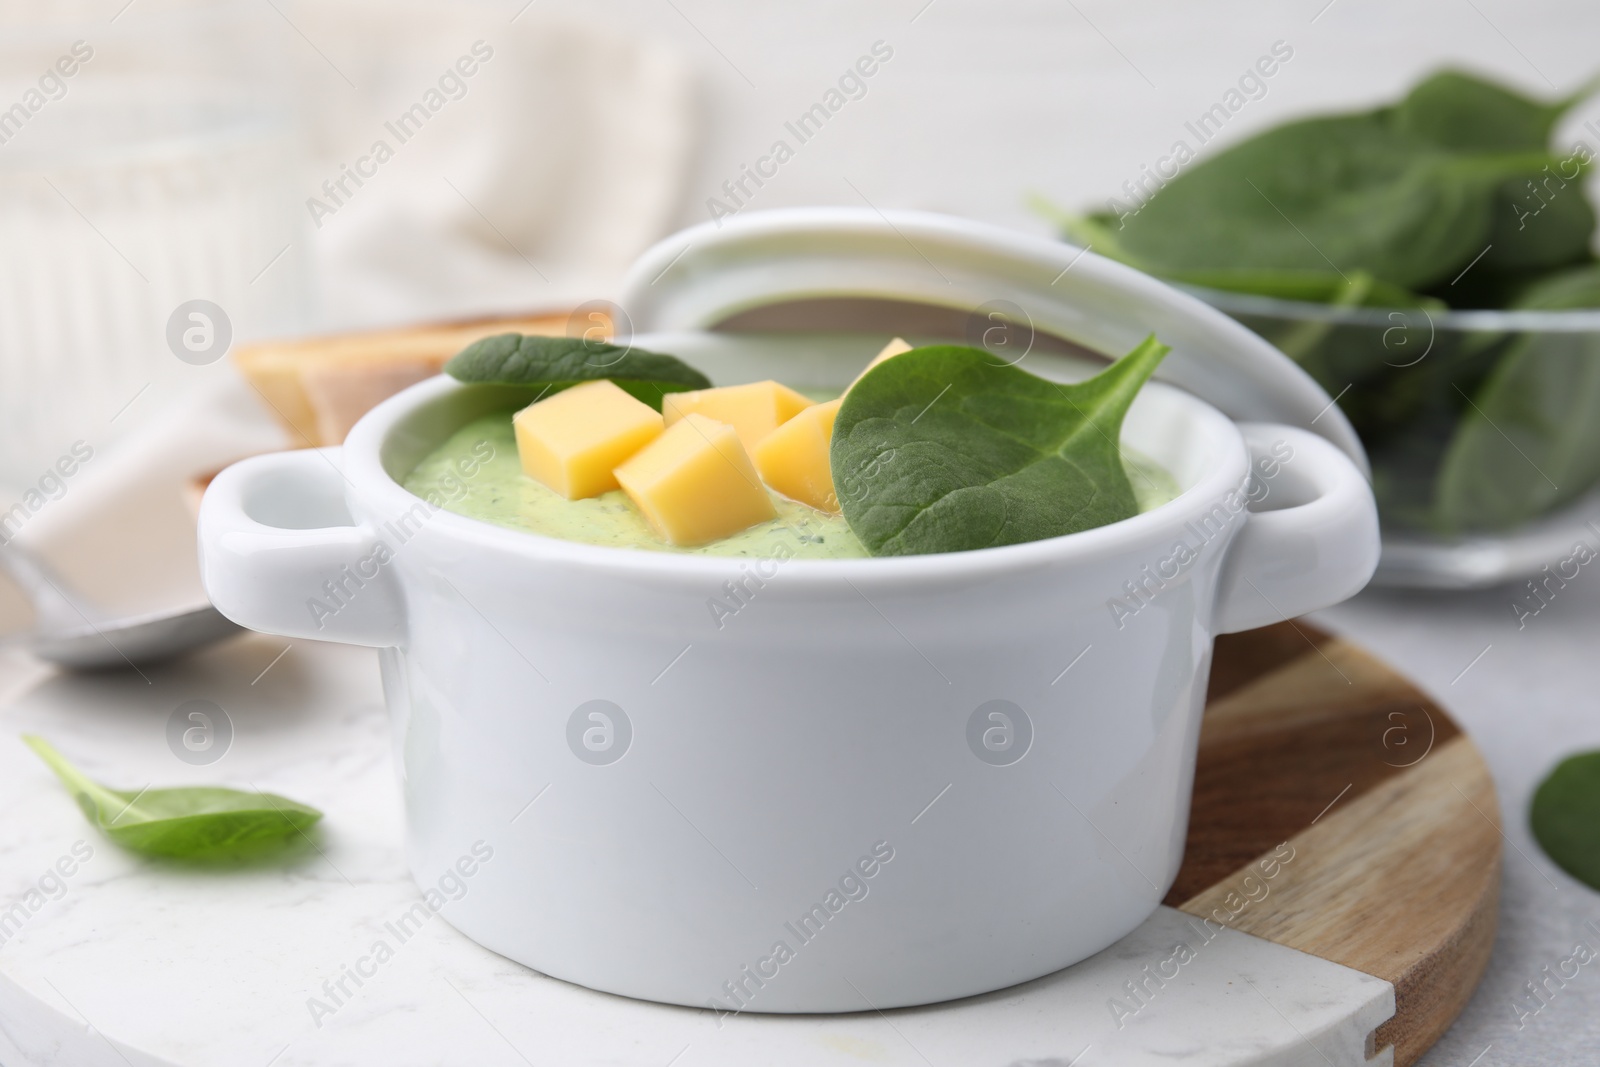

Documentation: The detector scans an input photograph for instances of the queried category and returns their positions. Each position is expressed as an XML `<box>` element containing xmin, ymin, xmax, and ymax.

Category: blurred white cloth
<box><xmin>0</xmin><ymin>1</ymin><xmax>695</xmax><ymax>610</ymax></box>
<box><xmin>283</xmin><ymin>0</ymin><xmax>695</xmax><ymax>329</ymax></box>
<box><xmin>0</xmin><ymin>1</ymin><xmax>693</xmax><ymax>484</ymax></box>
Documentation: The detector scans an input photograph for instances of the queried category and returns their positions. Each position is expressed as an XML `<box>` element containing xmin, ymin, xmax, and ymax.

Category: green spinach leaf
<box><xmin>1185</xmin><ymin>269</ymin><xmax>1441</xmax><ymax>312</ymax></box>
<box><xmin>1480</xmin><ymin>168</ymin><xmax>1596</xmax><ymax>274</ymax></box>
<box><xmin>24</xmin><ymin>735</ymin><xmax>322</xmax><ymax>858</ymax></box>
<box><xmin>1075</xmin><ymin>113</ymin><xmax>1552</xmax><ymax>290</ymax></box>
<box><xmin>1055</xmin><ymin>68</ymin><xmax>1600</xmax><ymax>536</ymax></box>
<box><xmin>1507</xmin><ymin>262</ymin><xmax>1600</xmax><ymax>307</ymax></box>
<box><xmin>1389</xmin><ymin>71</ymin><xmax>1595</xmax><ymax>273</ymax></box>
<box><xmin>1060</xmin><ymin>70</ymin><xmax>1597</xmax><ymax>302</ymax></box>
<box><xmin>1187</xmin><ymin>271</ymin><xmax>1443</xmax><ymax>382</ymax></box>
<box><xmin>1531</xmin><ymin>750</ymin><xmax>1600</xmax><ymax>891</ymax></box>
<box><xmin>1388</xmin><ymin>69</ymin><xmax>1568</xmax><ymax>153</ymax></box>
<box><xmin>445</xmin><ymin>334</ymin><xmax>711</xmax><ymax>410</ymax></box>
<box><xmin>1432</xmin><ymin>264</ymin><xmax>1600</xmax><ymax>530</ymax></box>
<box><xmin>832</xmin><ymin>336</ymin><xmax>1169</xmax><ymax>556</ymax></box>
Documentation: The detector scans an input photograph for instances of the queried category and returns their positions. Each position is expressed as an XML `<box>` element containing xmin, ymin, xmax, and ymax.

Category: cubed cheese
<box><xmin>662</xmin><ymin>380</ymin><xmax>814</xmax><ymax>451</ymax></box>
<box><xmin>615</xmin><ymin>414</ymin><xmax>778</xmax><ymax>545</ymax></box>
<box><xmin>513</xmin><ymin>380</ymin><xmax>662</xmax><ymax>499</ymax></box>
<box><xmin>847</xmin><ymin>337</ymin><xmax>914</xmax><ymax>391</ymax></box>
<box><xmin>752</xmin><ymin>398</ymin><xmax>843</xmax><ymax>513</ymax></box>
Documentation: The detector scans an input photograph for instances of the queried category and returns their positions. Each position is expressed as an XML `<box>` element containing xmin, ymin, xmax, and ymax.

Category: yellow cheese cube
<box><xmin>662</xmin><ymin>380</ymin><xmax>814</xmax><ymax>451</ymax></box>
<box><xmin>513</xmin><ymin>380</ymin><xmax>662</xmax><ymax>499</ymax></box>
<box><xmin>847</xmin><ymin>337</ymin><xmax>914</xmax><ymax>391</ymax></box>
<box><xmin>615</xmin><ymin>414</ymin><xmax>778</xmax><ymax>545</ymax></box>
<box><xmin>753</xmin><ymin>398</ymin><xmax>843</xmax><ymax>513</ymax></box>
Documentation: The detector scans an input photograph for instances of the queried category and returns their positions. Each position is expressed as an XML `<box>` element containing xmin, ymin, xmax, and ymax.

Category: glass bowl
<box><xmin>1189</xmin><ymin>287</ymin><xmax>1600</xmax><ymax>589</ymax></box>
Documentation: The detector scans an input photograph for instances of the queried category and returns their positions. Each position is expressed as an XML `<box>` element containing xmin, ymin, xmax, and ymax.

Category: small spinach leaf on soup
<box><xmin>831</xmin><ymin>336</ymin><xmax>1169</xmax><ymax>556</ymax></box>
<box><xmin>445</xmin><ymin>333</ymin><xmax>712</xmax><ymax>410</ymax></box>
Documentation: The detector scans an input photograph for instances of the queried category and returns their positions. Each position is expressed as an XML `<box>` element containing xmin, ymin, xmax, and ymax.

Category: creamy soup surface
<box><xmin>404</xmin><ymin>412</ymin><xmax>1182</xmax><ymax>559</ymax></box>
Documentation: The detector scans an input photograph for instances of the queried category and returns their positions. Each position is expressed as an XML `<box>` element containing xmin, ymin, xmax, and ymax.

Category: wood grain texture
<box><xmin>1170</xmin><ymin>631</ymin><xmax>1461</xmax><ymax>903</ymax></box>
<box><xmin>1178</xmin><ymin>623</ymin><xmax>1500</xmax><ymax>1067</ymax></box>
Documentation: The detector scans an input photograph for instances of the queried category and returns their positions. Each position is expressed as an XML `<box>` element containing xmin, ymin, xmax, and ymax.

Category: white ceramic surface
<box><xmin>196</xmin><ymin>327</ymin><xmax>1378</xmax><ymax>1011</ymax></box>
<box><xmin>0</xmin><ymin>634</ymin><xmax>1396</xmax><ymax>1067</ymax></box>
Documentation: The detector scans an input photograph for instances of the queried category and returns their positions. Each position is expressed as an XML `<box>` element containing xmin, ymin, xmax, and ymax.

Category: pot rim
<box><xmin>341</xmin><ymin>371</ymin><xmax>1251</xmax><ymax>589</ymax></box>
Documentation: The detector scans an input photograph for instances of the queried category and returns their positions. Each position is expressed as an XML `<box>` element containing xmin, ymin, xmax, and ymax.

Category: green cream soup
<box><xmin>403</xmin><ymin>412</ymin><xmax>1181</xmax><ymax>559</ymax></box>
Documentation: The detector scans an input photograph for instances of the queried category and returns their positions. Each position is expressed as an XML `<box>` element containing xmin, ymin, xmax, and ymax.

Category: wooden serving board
<box><xmin>1181</xmin><ymin>621</ymin><xmax>1501</xmax><ymax>1066</ymax></box>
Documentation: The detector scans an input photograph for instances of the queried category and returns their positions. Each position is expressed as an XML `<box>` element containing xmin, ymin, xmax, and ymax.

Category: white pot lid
<box><xmin>617</xmin><ymin>208</ymin><xmax>1366</xmax><ymax>471</ymax></box>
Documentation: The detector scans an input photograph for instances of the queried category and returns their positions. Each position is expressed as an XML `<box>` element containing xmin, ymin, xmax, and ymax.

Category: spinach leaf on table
<box><xmin>445</xmin><ymin>334</ymin><xmax>711</xmax><ymax>410</ymax></box>
<box><xmin>25</xmin><ymin>735</ymin><xmax>322</xmax><ymax>859</ymax></box>
<box><xmin>1531</xmin><ymin>750</ymin><xmax>1600</xmax><ymax>892</ymax></box>
<box><xmin>831</xmin><ymin>336</ymin><xmax>1169</xmax><ymax>556</ymax></box>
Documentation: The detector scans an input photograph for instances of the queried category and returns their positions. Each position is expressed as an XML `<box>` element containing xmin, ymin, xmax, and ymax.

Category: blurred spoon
<box><xmin>0</xmin><ymin>541</ymin><xmax>239</xmax><ymax>670</ymax></box>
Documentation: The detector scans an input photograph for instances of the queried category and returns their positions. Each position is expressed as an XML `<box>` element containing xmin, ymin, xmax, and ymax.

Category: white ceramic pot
<box><xmin>197</xmin><ymin>212</ymin><xmax>1380</xmax><ymax>1013</ymax></box>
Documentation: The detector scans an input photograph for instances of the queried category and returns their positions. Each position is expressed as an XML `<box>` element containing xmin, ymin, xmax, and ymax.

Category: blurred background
<box><xmin>3</xmin><ymin>0</ymin><xmax>1598</xmax><ymax>488</ymax></box>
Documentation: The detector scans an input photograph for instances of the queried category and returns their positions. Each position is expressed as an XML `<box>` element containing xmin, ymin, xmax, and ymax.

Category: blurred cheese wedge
<box><xmin>232</xmin><ymin>312</ymin><xmax>572</xmax><ymax>447</ymax></box>
<box><xmin>662</xmin><ymin>380</ymin><xmax>813</xmax><ymax>452</ymax></box>
<box><xmin>183</xmin><ymin>469</ymin><xmax>220</xmax><ymax>519</ymax></box>
<box><xmin>753</xmin><ymin>398</ymin><xmax>842</xmax><ymax>513</ymax></box>
<box><xmin>847</xmin><ymin>337</ymin><xmax>914</xmax><ymax>391</ymax></box>
<box><xmin>514</xmin><ymin>380</ymin><xmax>663</xmax><ymax>500</ymax></box>
<box><xmin>615</xmin><ymin>414</ymin><xmax>777</xmax><ymax>546</ymax></box>
<box><xmin>301</xmin><ymin>361</ymin><xmax>440</xmax><ymax>448</ymax></box>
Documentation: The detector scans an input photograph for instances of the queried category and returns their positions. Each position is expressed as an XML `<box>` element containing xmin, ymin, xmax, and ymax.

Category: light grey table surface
<box><xmin>1316</xmin><ymin>576</ymin><xmax>1600</xmax><ymax>1067</ymax></box>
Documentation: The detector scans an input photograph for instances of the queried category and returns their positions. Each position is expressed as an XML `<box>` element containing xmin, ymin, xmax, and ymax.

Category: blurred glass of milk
<box><xmin>0</xmin><ymin>0</ymin><xmax>309</xmax><ymax>485</ymax></box>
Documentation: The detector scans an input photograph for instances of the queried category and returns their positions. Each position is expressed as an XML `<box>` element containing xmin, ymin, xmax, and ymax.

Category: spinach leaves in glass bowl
<box><xmin>1201</xmin><ymin>291</ymin><xmax>1600</xmax><ymax>537</ymax></box>
<box><xmin>1047</xmin><ymin>69</ymin><xmax>1600</xmax><ymax>545</ymax></box>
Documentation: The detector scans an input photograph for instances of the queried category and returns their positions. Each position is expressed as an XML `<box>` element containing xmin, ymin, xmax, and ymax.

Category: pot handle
<box><xmin>197</xmin><ymin>448</ymin><xmax>406</xmax><ymax>648</ymax></box>
<box><xmin>1213</xmin><ymin>423</ymin><xmax>1379</xmax><ymax>635</ymax></box>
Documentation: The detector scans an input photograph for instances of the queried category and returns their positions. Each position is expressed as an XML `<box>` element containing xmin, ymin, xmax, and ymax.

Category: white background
<box><xmin>527</xmin><ymin>0</ymin><xmax>1600</xmax><ymax>242</ymax></box>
